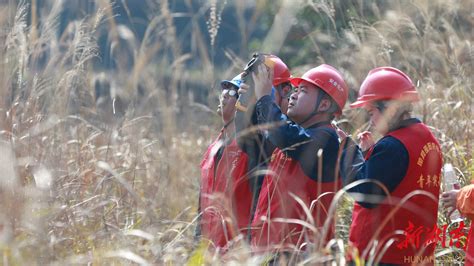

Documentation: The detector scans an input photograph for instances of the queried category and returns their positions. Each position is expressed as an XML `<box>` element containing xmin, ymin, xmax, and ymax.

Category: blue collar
<box><xmin>389</xmin><ymin>118</ymin><xmax>421</xmax><ymax>132</ymax></box>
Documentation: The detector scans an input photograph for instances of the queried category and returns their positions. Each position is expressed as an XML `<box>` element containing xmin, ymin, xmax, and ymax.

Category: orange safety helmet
<box><xmin>290</xmin><ymin>64</ymin><xmax>349</xmax><ymax>115</ymax></box>
<box><xmin>350</xmin><ymin>67</ymin><xmax>419</xmax><ymax>108</ymax></box>
<box><xmin>267</xmin><ymin>55</ymin><xmax>292</xmax><ymax>86</ymax></box>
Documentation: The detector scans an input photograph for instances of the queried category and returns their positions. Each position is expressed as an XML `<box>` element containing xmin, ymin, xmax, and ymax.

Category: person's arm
<box><xmin>340</xmin><ymin>136</ymin><xmax>409</xmax><ymax>208</ymax></box>
<box><xmin>239</xmin><ymin>133</ymin><xmax>266</xmax><ymax>213</ymax></box>
<box><xmin>234</xmin><ymin>106</ymin><xmax>269</xmax><ymax>205</ymax></box>
<box><xmin>457</xmin><ymin>184</ymin><xmax>474</xmax><ymax>220</ymax></box>
<box><xmin>236</xmin><ymin>107</ymin><xmax>262</xmax><ymax>154</ymax></box>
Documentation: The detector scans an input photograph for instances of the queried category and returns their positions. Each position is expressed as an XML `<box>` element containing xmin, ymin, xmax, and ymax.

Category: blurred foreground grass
<box><xmin>0</xmin><ymin>0</ymin><xmax>472</xmax><ymax>264</ymax></box>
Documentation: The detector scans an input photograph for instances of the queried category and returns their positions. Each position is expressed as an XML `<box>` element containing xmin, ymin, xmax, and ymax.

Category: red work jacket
<box><xmin>199</xmin><ymin>131</ymin><xmax>253</xmax><ymax>249</ymax></box>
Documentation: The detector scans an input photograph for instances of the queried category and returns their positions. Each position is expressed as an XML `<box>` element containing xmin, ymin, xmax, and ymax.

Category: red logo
<box><xmin>397</xmin><ymin>221</ymin><xmax>470</xmax><ymax>250</ymax></box>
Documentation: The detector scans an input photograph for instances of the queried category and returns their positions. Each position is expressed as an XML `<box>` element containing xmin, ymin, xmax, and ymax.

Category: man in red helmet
<box><xmin>197</xmin><ymin>56</ymin><xmax>293</xmax><ymax>250</ymax></box>
<box><xmin>246</xmin><ymin>63</ymin><xmax>348</xmax><ymax>258</ymax></box>
<box><xmin>337</xmin><ymin>67</ymin><xmax>442</xmax><ymax>265</ymax></box>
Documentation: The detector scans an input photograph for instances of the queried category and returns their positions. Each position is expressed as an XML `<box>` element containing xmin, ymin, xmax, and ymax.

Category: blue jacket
<box><xmin>339</xmin><ymin>119</ymin><xmax>420</xmax><ymax>208</ymax></box>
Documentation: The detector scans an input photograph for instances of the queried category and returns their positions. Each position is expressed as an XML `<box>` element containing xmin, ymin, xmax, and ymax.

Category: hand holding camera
<box><xmin>252</xmin><ymin>64</ymin><xmax>274</xmax><ymax>100</ymax></box>
<box><xmin>236</xmin><ymin>53</ymin><xmax>276</xmax><ymax>112</ymax></box>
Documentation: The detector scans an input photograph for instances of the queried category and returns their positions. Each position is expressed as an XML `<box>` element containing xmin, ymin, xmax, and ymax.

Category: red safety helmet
<box><xmin>290</xmin><ymin>64</ymin><xmax>349</xmax><ymax>115</ymax></box>
<box><xmin>350</xmin><ymin>67</ymin><xmax>419</xmax><ymax>108</ymax></box>
<box><xmin>267</xmin><ymin>55</ymin><xmax>292</xmax><ymax>86</ymax></box>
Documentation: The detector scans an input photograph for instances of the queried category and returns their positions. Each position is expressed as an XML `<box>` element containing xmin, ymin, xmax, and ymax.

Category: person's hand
<box><xmin>332</xmin><ymin>122</ymin><xmax>349</xmax><ymax>142</ymax></box>
<box><xmin>357</xmin><ymin>131</ymin><xmax>374</xmax><ymax>151</ymax></box>
<box><xmin>238</xmin><ymin>82</ymin><xmax>249</xmax><ymax>96</ymax></box>
<box><xmin>252</xmin><ymin>64</ymin><xmax>273</xmax><ymax>100</ymax></box>
<box><xmin>441</xmin><ymin>189</ymin><xmax>460</xmax><ymax>217</ymax></box>
<box><xmin>335</xmin><ymin>127</ymin><xmax>348</xmax><ymax>141</ymax></box>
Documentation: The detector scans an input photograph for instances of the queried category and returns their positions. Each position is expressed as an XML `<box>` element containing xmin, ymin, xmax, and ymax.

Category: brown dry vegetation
<box><xmin>0</xmin><ymin>0</ymin><xmax>472</xmax><ymax>265</ymax></box>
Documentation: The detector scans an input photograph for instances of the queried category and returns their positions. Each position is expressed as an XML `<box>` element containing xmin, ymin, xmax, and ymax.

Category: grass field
<box><xmin>0</xmin><ymin>0</ymin><xmax>472</xmax><ymax>265</ymax></box>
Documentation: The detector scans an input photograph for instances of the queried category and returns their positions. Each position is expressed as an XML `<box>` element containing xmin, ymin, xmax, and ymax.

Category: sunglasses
<box><xmin>222</xmin><ymin>89</ymin><xmax>238</xmax><ymax>97</ymax></box>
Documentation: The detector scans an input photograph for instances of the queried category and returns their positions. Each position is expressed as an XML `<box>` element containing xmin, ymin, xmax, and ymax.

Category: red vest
<box><xmin>466</xmin><ymin>181</ymin><xmax>474</xmax><ymax>266</ymax></box>
<box><xmin>349</xmin><ymin>123</ymin><xmax>442</xmax><ymax>265</ymax></box>
<box><xmin>200</xmin><ymin>132</ymin><xmax>253</xmax><ymax>248</ymax></box>
<box><xmin>250</xmin><ymin>147</ymin><xmax>341</xmax><ymax>252</ymax></box>
<box><xmin>467</xmin><ymin>224</ymin><xmax>474</xmax><ymax>266</ymax></box>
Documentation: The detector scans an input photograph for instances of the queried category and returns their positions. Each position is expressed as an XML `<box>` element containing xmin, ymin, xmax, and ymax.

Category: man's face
<box><xmin>217</xmin><ymin>87</ymin><xmax>238</xmax><ymax>122</ymax></box>
<box><xmin>287</xmin><ymin>81</ymin><xmax>320</xmax><ymax>124</ymax></box>
<box><xmin>275</xmin><ymin>83</ymin><xmax>292</xmax><ymax>115</ymax></box>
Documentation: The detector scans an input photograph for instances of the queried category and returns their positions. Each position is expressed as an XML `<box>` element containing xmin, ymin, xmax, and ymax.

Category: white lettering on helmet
<box><xmin>329</xmin><ymin>78</ymin><xmax>344</xmax><ymax>92</ymax></box>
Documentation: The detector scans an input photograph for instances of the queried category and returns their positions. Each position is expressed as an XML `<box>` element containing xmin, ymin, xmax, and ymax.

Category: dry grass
<box><xmin>0</xmin><ymin>0</ymin><xmax>471</xmax><ymax>265</ymax></box>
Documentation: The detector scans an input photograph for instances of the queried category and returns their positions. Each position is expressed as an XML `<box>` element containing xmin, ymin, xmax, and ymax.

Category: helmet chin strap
<box><xmin>223</xmin><ymin>116</ymin><xmax>235</xmax><ymax>129</ymax></box>
<box><xmin>299</xmin><ymin>91</ymin><xmax>323</xmax><ymax>126</ymax></box>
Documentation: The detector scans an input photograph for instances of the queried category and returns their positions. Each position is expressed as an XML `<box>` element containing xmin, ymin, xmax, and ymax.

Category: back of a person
<box><xmin>350</xmin><ymin>121</ymin><xmax>442</xmax><ymax>264</ymax></box>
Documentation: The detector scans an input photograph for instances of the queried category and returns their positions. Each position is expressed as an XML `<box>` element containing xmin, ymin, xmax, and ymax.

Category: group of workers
<box><xmin>195</xmin><ymin>55</ymin><xmax>472</xmax><ymax>265</ymax></box>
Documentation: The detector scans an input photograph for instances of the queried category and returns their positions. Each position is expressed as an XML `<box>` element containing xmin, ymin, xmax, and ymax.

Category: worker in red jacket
<box><xmin>337</xmin><ymin>67</ymin><xmax>443</xmax><ymax>265</ymax></box>
<box><xmin>442</xmin><ymin>181</ymin><xmax>474</xmax><ymax>265</ymax></box>
<box><xmin>197</xmin><ymin>76</ymin><xmax>253</xmax><ymax>250</ymax></box>
<box><xmin>247</xmin><ymin>63</ymin><xmax>348</xmax><ymax>259</ymax></box>
<box><xmin>196</xmin><ymin>56</ymin><xmax>293</xmax><ymax>250</ymax></box>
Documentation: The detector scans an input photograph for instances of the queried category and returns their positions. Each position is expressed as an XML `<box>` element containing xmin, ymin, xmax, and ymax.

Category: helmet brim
<box><xmin>349</xmin><ymin>91</ymin><xmax>420</xmax><ymax>108</ymax></box>
<box><xmin>220</xmin><ymin>80</ymin><xmax>240</xmax><ymax>90</ymax></box>
<box><xmin>349</xmin><ymin>100</ymin><xmax>369</xmax><ymax>108</ymax></box>
<box><xmin>290</xmin><ymin>77</ymin><xmax>318</xmax><ymax>88</ymax></box>
<box><xmin>273</xmin><ymin>77</ymin><xmax>292</xmax><ymax>87</ymax></box>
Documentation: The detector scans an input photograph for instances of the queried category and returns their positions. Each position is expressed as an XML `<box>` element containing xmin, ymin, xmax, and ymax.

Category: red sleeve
<box><xmin>457</xmin><ymin>183</ymin><xmax>474</xmax><ymax>220</ymax></box>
